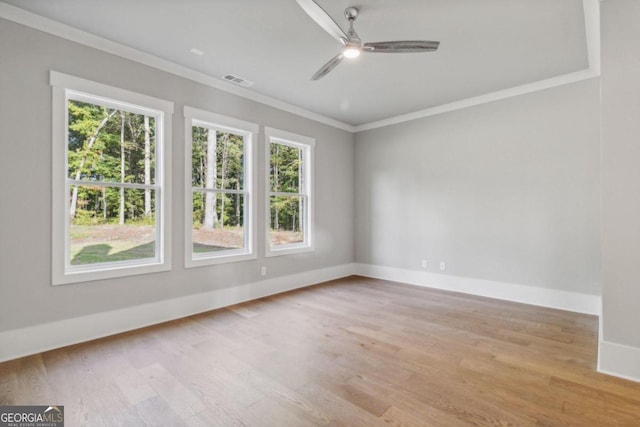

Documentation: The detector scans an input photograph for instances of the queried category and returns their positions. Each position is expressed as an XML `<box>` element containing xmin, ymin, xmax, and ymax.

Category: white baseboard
<box><xmin>353</xmin><ymin>263</ymin><xmax>602</xmax><ymax>315</ymax></box>
<box><xmin>0</xmin><ymin>263</ymin><xmax>355</xmax><ymax>363</ymax></box>
<box><xmin>598</xmin><ymin>340</ymin><xmax>640</xmax><ymax>383</ymax></box>
<box><xmin>2</xmin><ymin>261</ymin><xmax>617</xmax><ymax>380</ymax></box>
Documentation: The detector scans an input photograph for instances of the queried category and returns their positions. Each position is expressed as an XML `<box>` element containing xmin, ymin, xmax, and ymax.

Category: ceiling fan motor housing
<box><xmin>345</xmin><ymin>7</ymin><xmax>359</xmax><ymax>21</ymax></box>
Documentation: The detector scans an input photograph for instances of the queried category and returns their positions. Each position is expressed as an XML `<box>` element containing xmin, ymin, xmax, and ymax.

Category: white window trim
<box><xmin>184</xmin><ymin>106</ymin><xmax>258</xmax><ymax>267</ymax></box>
<box><xmin>51</xmin><ymin>71</ymin><xmax>173</xmax><ymax>285</ymax></box>
<box><xmin>264</xmin><ymin>127</ymin><xmax>315</xmax><ymax>258</ymax></box>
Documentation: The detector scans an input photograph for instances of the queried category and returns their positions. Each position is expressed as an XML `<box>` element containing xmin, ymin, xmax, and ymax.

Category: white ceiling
<box><xmin>2</xmin><ymin>0</ymin><xmax>591</xmax><ymax>127</ymax></box>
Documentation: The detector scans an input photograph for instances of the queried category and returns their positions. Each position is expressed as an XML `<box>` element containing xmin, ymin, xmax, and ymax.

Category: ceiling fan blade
<box><xmin>296</xmin><ymin>0</ymin><xmax>347</xmax><ymax>43</ymax></box>
<box><xmin>311</xmin><ymin>53</ymin><xmax>344</xmax><ymax>80</ymax></box>
<box><xmin>363</xmin><ymin>41</ymin><xmax>440</xmax><ymax>53</ymax></box>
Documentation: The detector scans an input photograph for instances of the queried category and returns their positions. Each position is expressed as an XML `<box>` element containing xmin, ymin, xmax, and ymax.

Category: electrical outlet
<box><xmin>439</xmin><ymin>261</ymin><xmax>446</xmax><ymax>271</ymax></box>
<box><xmin>261</xmin><ymin>266</ymin><xmax>267</xmax><ymax>276</ymax></box>
<box><xmin>421</xmin><ymin>259</ymin><xmax>428</xmax><ymax>269</ymax></box>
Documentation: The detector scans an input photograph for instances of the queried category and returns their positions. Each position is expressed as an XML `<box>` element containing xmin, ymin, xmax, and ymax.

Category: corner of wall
<box><xmin>598</xmin><ymin>340</ymin><xmax>640</xmax><ymax>383</ymax></box>
<box><xmin>353</xmin><ymin>263</ymin><xmax>602</xmax><ymax>316</ymax></box>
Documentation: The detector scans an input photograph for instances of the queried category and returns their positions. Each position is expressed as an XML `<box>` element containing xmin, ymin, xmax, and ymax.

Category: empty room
<box><xmin>1</xmin><ymin>0</ymin><xmax>639</xmax><ymax>425</ymax></box>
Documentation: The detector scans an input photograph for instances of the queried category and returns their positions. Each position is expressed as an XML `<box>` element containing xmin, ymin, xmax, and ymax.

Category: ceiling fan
<box><xmin>296</xmin><ymin>0</ymin><xmax>440</xmax><ymax>80</ymax></box>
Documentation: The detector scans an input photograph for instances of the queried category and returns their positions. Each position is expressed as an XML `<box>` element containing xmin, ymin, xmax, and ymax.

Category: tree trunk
<box><xmin>203</xmin><ymin>129</ymin><xmax>217</xmax><ymax>229</ymax></box>
<box><xmin>220</xmin><ymin>134</ymin><xmax>228</xmax><ymax>228</ymax></box>
<box><xmin>298</xmin><ymin>197</ymin><xmax>303</xmax><ymax>233</ymax></box>
<box><xmin>273</xmin><ymin>144</ymin><xmax>279</xmax><ymax>231</ymax></box>
<box><xmin>200</xmin><ymin>157</ymin><xmax>204</xmax><ymax>190</ymax></box>
<box><xmin>236</xmin><ymin>180</ymin><xmax>241</xmax><ymax>227</ymax></box>
<box><xmin>292</xmin><ymin>204</ymin><xmax>296</xmax><ymax>232</ymax></box>
<box><xmin>143</xmin><ymin>115</ymin><xmax>151</xmax><ymax>217</ymax></box>
<box><xmin>102</xmin><ymin>187</ymin><xmax>107</xmax><ymax>220</ymax></box>
<box><xmin>119</xmin><ymin>112</ymin><xmax>126</xmax><ymax>225</ymax></box>
<box><xmin>298</xmin><ymin>149</ymin><xmax>303</xmax><ymax>233</ymax></box>
<box><xmin>69</xmin><ymin>109</ymin><xmax>117</xmax><ymax>220</ymax></box>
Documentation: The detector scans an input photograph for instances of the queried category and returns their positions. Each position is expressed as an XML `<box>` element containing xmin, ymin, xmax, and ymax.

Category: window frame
<box><xmin>264</xmin><ymin>127</ymin><xmax>315</xmax><ymax>257</ymax></box>
<box><xmin>184</xmin><ymin>106</ymin><xmax>258</xmax><ymax>267</ymax></box>
<box><xmin>51</xmin><ymin>71</ymin><xmax>173</xmax><ymax>285</ymax></box>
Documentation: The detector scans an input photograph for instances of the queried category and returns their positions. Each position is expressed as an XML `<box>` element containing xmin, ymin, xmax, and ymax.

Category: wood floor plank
<box><xmin>1</xmin><ymin>276</ymin><xmax>639</xmax><ymax>425</ymax></box>
<box><xmin>113</xmin><ymin>367</ymin><xmax>157</xmax><ymax>405</ymax></box>
<box><xmin>134</xmin><ymin>395</ymin><xmax>186</xmax><ymax>426</ymax></box>
<box><xmin>183</xmin><ymin>406</ymin><xmax>250</xmax><ymax>427</ymax></box>
<box><xmin>13</xmin><ymin>355</ymin><xmax>55</xmax><ymax>405</ymax></box>
<box><xmin>238</xmin><ymin>369</ymin><xmax>332</xmax><ymax>425</ymax></box>
<box><xmin>138</xmin><ymin>363</ymin><xmax>206</xmax><ymax>419</ymax></box>
<box><xmin>381</xmin><ymin>405</ymin><xmax>435</xmax><ymax>427</ymax></box>
<box><xmin>296</xmin><ymin>382</ymin><xmax>388</xmax><ymax>427</ymax></box>
<box><xmin>0</xmin><ymin>360</ymin><xmax>18</xmax><ymax>405</ymax></box>
<box><xmin>243</xmin><ymin>396</ymin><xmax>318</xmax><ymax>427</ymax></box>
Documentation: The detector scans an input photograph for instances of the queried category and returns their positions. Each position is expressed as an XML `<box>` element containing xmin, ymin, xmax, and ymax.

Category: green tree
<box><xmin>68</xmin><ymin>100</ymin><xmax>155</xmax><ymax>224</ymax></box>
<box><xmin>270</xmin><ymin>143</ymin><xmax>302</xmax><ymax>232</ymax></box>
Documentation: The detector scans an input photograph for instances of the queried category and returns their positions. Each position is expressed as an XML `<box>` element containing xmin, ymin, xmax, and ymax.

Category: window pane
<box><xmin>192</xmin><ymin>127</ymin><xmax>244</xmax><ymax>190</ymax></box>
<box><xmin>192</xmin><ymin>191</ymin><xmax>245</xmax><ymax>254</ymax></box>
<box><xmin>67</xmin><ymin>100</ymin><xmax>156</xmax><ymax>185</ymax></box>
<box><xmin>269</xmin><ymin>195</ymin><xmax>304</xmax><ymax>246</ymax></box>
<box><xmin>270</xmin><ymin>143</ymin><xmax>301</xmax><ymax>193</ymax></box>
<box><xmin>69</xmin><ymin>185</ymin><xmax>156</xmax><ymax>265</ymax></box>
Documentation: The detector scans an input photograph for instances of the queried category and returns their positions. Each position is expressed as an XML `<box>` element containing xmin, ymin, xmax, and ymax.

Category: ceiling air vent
<box><xmin>222</xmin><ymin>74</ymin><xmax>254</xmax><ymax>88</ymax></box>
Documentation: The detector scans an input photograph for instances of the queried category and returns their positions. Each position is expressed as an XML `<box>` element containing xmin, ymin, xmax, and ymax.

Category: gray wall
<box><xmin>355</xmin><ymin>79</ymin><xmax>601</xmax><ymax>295</ymax></box>
<box><xmin>0</xmin><ymin>19</ymin><xmax>354</xmax><ymax>331</ymax></box>
<box><xmin>0</xmin><ymin>13</ymin><xmax>611</xmax><ymax>338</ymax></box>
<box><xmin>601</xmin><ymin>0</ymin><xmax>640</xmax><ymax>347</ymax></box>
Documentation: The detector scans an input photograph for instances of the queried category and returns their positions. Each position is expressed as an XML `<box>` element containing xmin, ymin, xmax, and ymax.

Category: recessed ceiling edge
<box><xmin>0</xmin><ymin>1</ymin><xmax>599</xmax><ymax>133</ymax></box>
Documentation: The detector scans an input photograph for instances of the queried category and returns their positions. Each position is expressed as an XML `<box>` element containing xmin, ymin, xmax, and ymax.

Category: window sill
<box><xmin>53</xmin><ymin>260</ymin><xmax>170</xmax><ymax>286</ymax></box>
<box><xmin>185</xmin><ymin>251</ymin><xmax>257</xmax><ymax>268</ymax></box>
<box><xmin>265</xmin><ymin>243</ymin><xmax>314</xmax><ymax>258</ymax></box>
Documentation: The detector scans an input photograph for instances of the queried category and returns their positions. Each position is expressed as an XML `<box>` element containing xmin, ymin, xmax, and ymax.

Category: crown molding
<box><xmin>0</xmin><ymin>2</ymin><xmax>355</xmax><ymax>133</ymax></box>
<box><xmin>354</xmin><ymin>0</ymin><xmax>600</xmax><ymax>132</ymax></box>
<box><xmin>354</xmin><ymin>69</ymin><xmax>599</xmax><ymax>132</ymax></box>
<box><xmin>0</xmin><ymin>0</ymin><xmax>599</xmax><ymax>134</ymax></box>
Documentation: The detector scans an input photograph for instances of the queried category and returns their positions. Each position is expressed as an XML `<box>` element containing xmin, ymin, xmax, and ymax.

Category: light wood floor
<box><xmin>1</xmin><ymin>276</ymin><xmax>640</xmax><ymax>426</ymax></box>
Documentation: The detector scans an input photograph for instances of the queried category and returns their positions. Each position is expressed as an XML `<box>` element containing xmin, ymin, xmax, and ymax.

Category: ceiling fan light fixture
<box><xmin>298</xmin><ymin>0</ymin><xmax>439</xmax><ymax>80</ymax></box>
<box><xmin>343</xmin><ymin>46</ymin><xmax>361</xmax><ymax>58</ymax></box>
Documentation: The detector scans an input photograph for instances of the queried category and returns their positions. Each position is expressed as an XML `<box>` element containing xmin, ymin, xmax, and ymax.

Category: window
<box><xmin>184</xmin><ymin>107</ymin><xmax>257</xmax><ymax>267</ymax></box>
<box><xmin>265</xmin><ymin>127</ymin><xmax>315</xmax><ymax>257</ymax></box>
<box><xmin>51</xmin><ymin>71</ymin><xmax>173</xmax><ymax>285</ymax></box>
